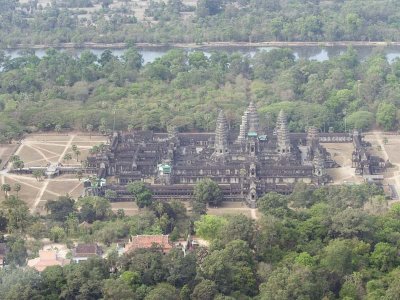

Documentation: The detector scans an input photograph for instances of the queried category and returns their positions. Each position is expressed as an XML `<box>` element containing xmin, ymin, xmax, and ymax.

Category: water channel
<box><xmin>4</xmin><ymin>45</ymin><xmax>400</xmax><ymax>64</ymax></box>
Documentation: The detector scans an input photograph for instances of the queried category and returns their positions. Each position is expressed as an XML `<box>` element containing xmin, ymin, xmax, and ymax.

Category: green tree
<box><xmin>102</xmin><ymin>278</ymin><xmax>136</xmax><ymax>300</ymax></box>
<box><xmin>12</xmin><ymin>159</ymin><xmax>24</xmax><ymax>170</ymax></box>
<box><xmin>321</xmin><ymin>239</ymin><xmax>353</xmax><ymax>277</ymax></box>
<box><xmin>63</xmin><ymin>153</ymin><xmax>73</xmax><ymax>164</ymax></box>
<box><xmin>76</xmin><ymin>170</ymin><xmax>83</xmax><ymax>181</ymax></box>
<box><xmin>346</xmin><ymin>111</ymin><xmax>374</xmax><ymax>130</ymax></box>
<box><xmin>45</xmin><ymin>195</ymin><xmax>76</xmax><ymax>222</ymax></box>
<box><xmin>127</xmin><ymin>182</ymin><xmax>153</xmax><ymax>208</ymax></box>
<box><xmin>193</xmin><ymin>179</ymin><xmax>223</xmax><ymax>214</ymax></box>
<box><xmin>258</xmin><ymin>192</ymin><xmax>290</xmax><ymax>217</ymax></box>
<box><xmin>259</xmin><ymin>265</ymin><xmax>325</xmax><ymax>300</ymax></box>
<box><xmin>1</xmin><ymin>183</ymin><xmax>11</xmax><ymax>199</ymax></box>
<box><xmin>376</xmin><ymin>102</ymin><xmax>396</xmax><ymax>131</ymax></box>
<box><xmin>49</xmin><ymin>226</ymin><xmax>66</xmax><ymax>242</ymax></box>
<box><xmin>217</xmin><ymin>214</ymin><xmax>256</xmax><ymax>247</ymax></box>
<box><xmin>74</xmin><ymin>149</ymin><xmax>81</xmax><ymax>162</ymax></box>
<box><xmin>32</xmin><ymin>169</ymin><xmax>45</xmax><ymax>181</ymax></box>
<box><xmin>370</xmin><ymin>242</ymin><xmax>398</xmax><ymax>272</ymax></box>
<box><xmin>145</xmin><ymin>283</ymin><xmax>179</xmax><ymax>300</ymax></box>
<box><xmin>77</xmin><ymin>196</ymin><xmax>112</xmax><ymax>222</ymax></box>
<box><xmin>55</xmin><ymin>124</ymin><xmax>62</xmax><ymax>133</ymax></box>
<box><xmin>13</xmin><ymin>183</ymin><xmax>21</xmax><ymax>198</ymax></box>
<box><xmin>0</xmin><ymin>196</ymin><xmax>30</xmax><ymax>233</ymax></box>
<box><xmin>200</xmin><ymin>240</ymin><xmax>256</xmax><ymax>295</ymax></box>
<box><xmin>86</xmin><ymin>124</ymin><xmax>93</xmax><ymax>139</ymax></box>
<box><xmin>194</xmin><ymin>215</ymin><xmax>227</xmax><ymax>241</ymax></box>
<box><xmin>191</xmin><ymin>280</ymin><xmax>218</xmax><ymax>300</ymax></box>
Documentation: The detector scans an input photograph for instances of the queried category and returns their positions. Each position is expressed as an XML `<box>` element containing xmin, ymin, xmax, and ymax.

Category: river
<box><xmin>5</xmin><ymin>45</ymin><xmax>400</xmax><ymax>64</ymax></box>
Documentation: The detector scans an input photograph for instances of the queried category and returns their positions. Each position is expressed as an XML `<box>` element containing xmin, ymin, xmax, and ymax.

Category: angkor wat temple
<box><xmin>86</xmin><ymin>102</ymin><xmax>383</xmax><ymax>207</ymax></box>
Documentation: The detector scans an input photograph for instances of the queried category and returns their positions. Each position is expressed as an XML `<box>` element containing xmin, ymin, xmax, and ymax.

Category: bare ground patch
<box><xmin>111</xmin><ymin>201</ymin><xmax>139</xmax><ymax>216</ymax></box>
<box><xmin>0</xmin><ymin>144</ymin><xmax>18</xmax><ymax>169</ymax></box>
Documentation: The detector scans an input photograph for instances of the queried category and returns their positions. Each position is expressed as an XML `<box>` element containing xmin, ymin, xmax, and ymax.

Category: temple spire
<box><xmin>276</xmin><ymin>110</ymin><xmax>290</xmax><ymax>154</ymax></box>
<box><xmin>247</xmin><ymin>101</ymin><xmax>259</xmax><ymax>135</ymax></box>
<box><xmin>237</xmin><ymin>110</ymin><xmax>249</xmax><ymax>143</ymax></box>
<box><xmin>213</xmin><ymin>110</ymin><xmax>229</xmax><ymax>158</ymax></box>
<box><xmin>307</xmin><ymin>126</ymin><xmax>319</xmax><ymax>147</ymax></box>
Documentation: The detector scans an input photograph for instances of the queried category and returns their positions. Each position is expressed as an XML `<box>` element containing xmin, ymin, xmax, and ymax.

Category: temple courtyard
<box><xmin>0</xmin><ymin>133</ymin><xmax>107</xmax><ymax>213</ymax></box>
<box><xmin>0</xmin><ymin>131</ymin><xmax>397</xmax><ymax>214</ymax></box>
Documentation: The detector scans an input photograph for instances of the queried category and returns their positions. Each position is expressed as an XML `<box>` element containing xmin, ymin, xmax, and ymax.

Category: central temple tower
<box><xmin>276</xmin><ymin>110</ymin><xmax>291</xmax><ymax>155</ymax></box>
<box><xmin>212</xmin><ymin>110</ymin><xmax>229</xmax><ymax>160</ymax></box>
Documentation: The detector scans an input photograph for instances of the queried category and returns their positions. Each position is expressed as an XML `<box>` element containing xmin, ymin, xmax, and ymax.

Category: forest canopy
<box><xmin>0</xmin><ymin>46</ymin><xmax>399</xmax><ymax>142</ymax></box>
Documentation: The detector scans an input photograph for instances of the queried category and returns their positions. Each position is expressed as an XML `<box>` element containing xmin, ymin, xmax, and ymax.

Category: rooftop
<box><xmin>125</xmin><ymin>235</ymin><xmax>173</xmax><ymax>253</ymax></box>
<box><xmin>74</xmin><ymin>243</ymin><xmax>102</xmax><ymax>258</ymax></box>
<box><xmin>27</xmin><ymin>250</ymin><xmax>70</xmax><ymax>272</ymax></box>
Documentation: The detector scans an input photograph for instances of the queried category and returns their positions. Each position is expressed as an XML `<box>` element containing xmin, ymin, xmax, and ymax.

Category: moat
<box><xmin>5</xmin><ymin>44</ymin><xmax>400</xmax><ymax>64</ymax></box>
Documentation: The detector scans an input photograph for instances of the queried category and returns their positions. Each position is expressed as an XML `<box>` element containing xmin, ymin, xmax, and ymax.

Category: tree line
<box><xmin>2</xmin><ymin>0</ymin><xmax>400</xmax><ymax>46</ymax></box>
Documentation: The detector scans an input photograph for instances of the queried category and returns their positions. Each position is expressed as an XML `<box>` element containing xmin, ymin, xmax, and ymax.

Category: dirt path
<box><xmin>58</xmin><ymin>134</ymin><xmax>75</xmax><ymax>163</ymax></box>
<box><xmin>32</xmin><ymin>180</ymin><xmax>50</xmax><ymax>213</ymax></box>
<box><xmin>29</xmin><ymin>144</ymin><xmax>62</xmax><ymax>157</ymax></box>
<box><xmin>373</xmin><ymin>132</ymin><xmax>389</xmax><ymax>160</ymax></box>
<box><xmin>372</xmin><ymin>131</ymin><xmax>400</xmax><ymax>197</ymax></box>
<box><xmin>24</xmin><ymin>144</ymin><xmax>52</xmax><ymax>163</ymax></box>
<box><xmin>68</xmin><ymin>181</ymin><xmax>83</xmax><ymax>195</ymax></box>
<box><xmin>250</xmin><ymin>208</ymin><xmax>258</xmax><ymax>220</ymax></box>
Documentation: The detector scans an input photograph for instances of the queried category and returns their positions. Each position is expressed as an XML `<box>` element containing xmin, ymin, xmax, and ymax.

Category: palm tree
<box><xmin>74</xmin><ymin>150</ymin><xmax>81</xmax><ymax>162</ymax></box>
<box><xmin>86</xmin><ymin>124</ymin><xmax>93</xmax><ymax>139</ymax></box>
<box><xmin>89</xmin><ymin>145</ymin><xmax>99</xmax><ymax>155</ymax></box>
<box><xmin>76</xmin><ymin>170</ymin><xmax>83</xmax><ymax>181</ymax></box>
<box><xmin>1</xmin><ymin>184</ymin><xmax>11</xmax><ymax>199</ymax></box>
<box><xmin>63</xmin><ymin>153</ymin><xmax>73</xmax><ymax>164</ymax></box>
<box><xmin>13</xmin><ymin>183</ymin><xmax>21</xmax><ymax>198</ymax></box>
<box><xmin>32</xmin><ymin>170</ymin><xmax>45</xmax><ymax>181</ymax></box>
<box><xmin>55</xmin><ymin>124</ymin><xmax>62</xmax><ymax>134</ymax></box>
<box><xmin>383</xmin><ymin>137</ymin><xmax>389</xmax><ymax>145</ymax></box>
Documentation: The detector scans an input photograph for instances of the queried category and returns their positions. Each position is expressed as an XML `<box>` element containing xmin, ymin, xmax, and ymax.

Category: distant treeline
<box><xmin>1</xmin><ymin>0</ymin><xmax>400</xmax><ymax>47</ymax></box>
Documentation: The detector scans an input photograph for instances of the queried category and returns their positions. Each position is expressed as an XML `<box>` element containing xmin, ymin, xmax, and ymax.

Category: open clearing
<box><xmin>364</xmin><ymin>132</ymin><xmax>400</xmax><ymax>199</ymax></box>
<box><xmin>324</xmin><ymin>142</ymin><xmax>364</xmax><ymax>185</ymax></box>
<box><xmin>0</xmin><ymin>133</ymin><xmax>107</xmax><ymax>213</ymax></box>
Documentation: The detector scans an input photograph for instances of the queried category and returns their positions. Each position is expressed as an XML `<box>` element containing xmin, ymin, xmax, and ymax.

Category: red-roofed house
<box><xmin>124</xmin><ymin>235</ymin><xmax>173</xmax><ymax>254</ymax></box>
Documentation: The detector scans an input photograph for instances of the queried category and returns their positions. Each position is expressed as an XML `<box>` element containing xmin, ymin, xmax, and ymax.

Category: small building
<box><xmin>45</xmin><ymin>163</ymin><xmax>60</xmax><ymax>178</ymax></box>
<box><xmin>124</xmin><ymin>235</ymin><xmax>173</xmax><ymax>254</ymax></box>
<box><xmin>0</xmin><ymin>243</ymin><xmax>8</xmax><ymax>268</ymax></box>
<box><xmin>27</xmin><ymin>250</ymin><xmax>70</xmax><ymax>272</ymax></box>
<box><xmin>72</xmin><ymin>243</ymin><xmax>103</xmax><ymax>263</ymax></box>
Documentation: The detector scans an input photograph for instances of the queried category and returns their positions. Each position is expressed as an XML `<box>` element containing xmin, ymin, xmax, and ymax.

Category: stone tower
<box><xmin>313</xmin><ymin>148</ymin><xmax>325</xmax><ymax>177</ymax></box>
<box><xmin>237</xmin><ymin>111</ymin><xmax>249</xmax><ymax>143</ymax></box>
<box><xmin>213</xmin><ymin>110</ymin><xmax>229</xmax><ymax>159</ymax></box>
<box><xmin>276</xmin><ymin>110</ymin><xmax>291</xmax><ymax>154</ymax></box>
<box><xmin>247</xmin><ymin>101</ymin><xmax>259</xmax><ymax>135</ymax></box>
<box><xmin>307</xmin><ymin>126</ymin><xmax>319</xmax><ymax>148</ymax></box>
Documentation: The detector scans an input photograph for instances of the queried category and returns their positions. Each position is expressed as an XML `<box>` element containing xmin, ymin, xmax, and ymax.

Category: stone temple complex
<box><xmin>86</xmin><ymin>102</ymin><xmax>384</xmax><ymax>207</ymax></box>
